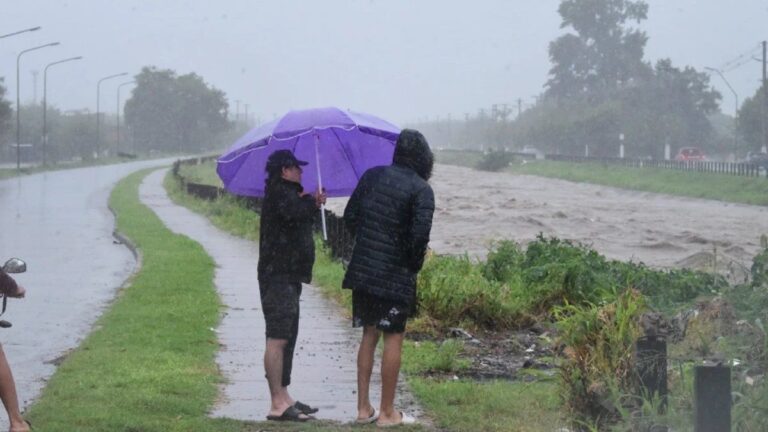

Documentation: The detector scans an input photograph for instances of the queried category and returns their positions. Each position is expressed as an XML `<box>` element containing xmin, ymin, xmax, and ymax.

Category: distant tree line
<box><xmin>415</xmin><ymin>0</ymin><xmax>768</xmax><ymax>160</ymax></box>
<box><xmin>0</xmin><ymin>66</ymin><xmax>237</xmax><ymax>164</ymax></box>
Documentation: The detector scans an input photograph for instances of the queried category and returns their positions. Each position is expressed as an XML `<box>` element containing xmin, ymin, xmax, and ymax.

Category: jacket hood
<box><xmin>392</xmin><ymin>129</ymin><xmax>434</xmax><ymax>181</ymax></box>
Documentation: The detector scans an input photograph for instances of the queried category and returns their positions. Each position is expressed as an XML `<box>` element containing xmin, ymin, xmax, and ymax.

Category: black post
<box><xmin>636</xmin><ymin>336</ymin><xmax>668</xmax><ymax>412</ymax></box>
<box><xmin>694</xmin><ymin>364</ymin><xmax>731</xmax><ymax>432</ymax></box>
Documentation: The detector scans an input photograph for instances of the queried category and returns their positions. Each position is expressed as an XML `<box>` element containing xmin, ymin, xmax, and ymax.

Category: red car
<box><xmin>674</xmin><ymin>147</ymin><xmax>706</xmax><ymax>161</ymax></box>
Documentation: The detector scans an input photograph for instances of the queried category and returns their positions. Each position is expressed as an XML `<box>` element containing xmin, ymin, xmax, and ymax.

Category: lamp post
<box><xmin>43</xmin><ymin>56</ymin><xmax>82</xmax><ymax>166</ymax></box>
<box><xmin>16</xmin><ymin>42</ymin><xmax>59</xmax><ymax>170</ymax></box>
<box><xmin>0</xmin><ymin>26</ymin><xmax>41</xmax><ymax>39</ymax></box>
<box><xmin>96</xmin><ymin>72</ymin><xmax>128</xmax><ymax>158</ymax></box>
<box><xmin>116</xmin><ymin>80</ymin><xmax>135</xmax><ymax>156</ymax></box>
<box><xmin>706</xmin><ymin>67</ymin><xmax>740</xmax><ymax>160</ymax></box>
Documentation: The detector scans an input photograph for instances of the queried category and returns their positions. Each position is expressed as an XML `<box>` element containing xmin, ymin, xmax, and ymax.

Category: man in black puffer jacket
<box><xmin>343</xmin><ymin>129</ymin><xmax>434</xmax><ymax>427</ymax></box>
<box><xmin>258</xmin><ymin>149</ymin><xmax>326</xmax><ymax>422</ymax></box>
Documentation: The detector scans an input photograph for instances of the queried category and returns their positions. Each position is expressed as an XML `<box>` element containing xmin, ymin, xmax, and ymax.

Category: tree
<box><xmin>0</xmin><ymin>78</ymin><xmax>11</xmax><ymax>144</ymax></box>
<box><xmin>546</xmin><ymin>0</ymin><xmax>652</xmax><ymax>99</ymax></box>
<box><xmin>124</xmin><ymin>66</ymin><xmax>230</xmax><ymax>155</ymax></box>
<box><xmin>513</xmin><ymin>1</ymin><xmax>722</xmax><ymax>158</ymax></box>
<box><xmin>737</xmin><ymin>84</ymin><xmax>768</xmax><ymax>153</ymax></box>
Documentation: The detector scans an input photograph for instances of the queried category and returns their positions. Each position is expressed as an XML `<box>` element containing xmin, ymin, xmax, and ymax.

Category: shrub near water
<box><xmin>555</xmin><ymin>290</ymin><xmax>647</xmax><ymax>431</ymax></box>
<box><xmin>417</xmin><ymin>235</ymin><xmax>725</xmax><ymax>330</ymax></box>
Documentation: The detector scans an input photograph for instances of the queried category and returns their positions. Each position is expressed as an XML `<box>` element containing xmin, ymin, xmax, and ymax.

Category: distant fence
<box><xmin>172</xmin><ymin>158</ymin><xmax>354</xmax><ymax>262</ymax></box>
<box><xmin>545</xmin><ymin>154</ymin><xmax>767</xmax><ymax>178</ymax></box>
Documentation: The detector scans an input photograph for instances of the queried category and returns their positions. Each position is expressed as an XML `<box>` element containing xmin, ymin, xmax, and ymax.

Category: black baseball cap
<box><xmin>266</xmin><ymin>149</ymin><xmax>309</xmax><ymax>170</ymax></box>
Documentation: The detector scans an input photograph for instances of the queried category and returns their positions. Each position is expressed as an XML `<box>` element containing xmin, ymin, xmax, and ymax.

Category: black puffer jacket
<box><xmin>342</xmin><ymin>129</ymin><xmax>435</xmax><ymax>306</ymax></box>
<box><xmin>257</xmin><ymin>178</ymin><xmax>318</xmax><ymax>283</ymax></box>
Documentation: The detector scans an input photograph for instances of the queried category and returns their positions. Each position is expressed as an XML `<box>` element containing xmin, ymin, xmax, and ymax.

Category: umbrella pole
<box><xmin>314</xmin><ymin>133</ymin><xmax>328</xmax><ymax>240</ymax></box>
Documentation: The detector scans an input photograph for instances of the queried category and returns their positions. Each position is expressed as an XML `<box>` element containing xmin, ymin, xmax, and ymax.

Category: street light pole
<box><xmin>0</xmin><ymin>26</ymin><xmax>41</xmax><ymax>39</ymax></box>
<box><xmin>96</xmin><ymin>72</ymin><xmax>128</xmax><ymax>159</ymax></box>
<box><xmin>116</xmin><ymin>80</ymin><xmax>135</xmax><ymax>156</ymax></box>
<box><xmin>706</xmin><ymin>67</ymin><xmax>740</xmax><ymax>160</ymax></box>
<box><xmin>16</xmin><ymin>42</ymin><xmax>60</xmax><ymax>170</ymax></box>
<box><xmin>43</xmin><ymin>56</ymin><xmax>83</xmax><ymax>166</ymax></box>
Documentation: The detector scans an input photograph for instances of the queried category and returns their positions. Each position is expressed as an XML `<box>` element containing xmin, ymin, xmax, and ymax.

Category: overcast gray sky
<box><xmin>1</xmin><ymin>1</ymin><xmax>767</xmax><ymax>125</ymax></box>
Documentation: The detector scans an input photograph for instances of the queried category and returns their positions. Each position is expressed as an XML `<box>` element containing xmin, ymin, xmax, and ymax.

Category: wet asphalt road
<box><xmin>0</xmin><ymin>159</ymin><xmax>175</xmax><ymax>426</ymax></box>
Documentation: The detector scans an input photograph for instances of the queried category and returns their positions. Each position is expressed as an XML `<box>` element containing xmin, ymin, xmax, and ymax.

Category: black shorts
<box><xmin>259</xmin><ymin>281</ymin><xmax>302</xmax><ymax>339</ymax></box>
<box><xmin>352</xmin><ymin>290</ymin><xmax>409</xmax><ymax>334</ymax></box>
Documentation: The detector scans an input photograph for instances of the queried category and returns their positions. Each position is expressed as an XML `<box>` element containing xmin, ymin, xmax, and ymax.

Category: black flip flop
<box><xmin>294</xmin><ymin>400</ymin><xmax>319</xmax><ymax>414</ymax></box>
<box><xmin>266</xmin><ymin>405</ymin><xmax>312</xmax><ymax>422</ymax></box>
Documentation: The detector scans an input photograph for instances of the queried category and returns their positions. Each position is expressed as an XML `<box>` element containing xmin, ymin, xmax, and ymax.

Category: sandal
<box><xmin>294</xmin><ymin>400</ymin><xmax>319</xmax><ymax>414</ymax></box>
<box><xmin>356</xmin><ymin>407</ymin><xmax>379</xmax><ymax>424</ymax></box>
<box><xmin>377</xmin><ymin>411</ymin><xmax>416</xmax><ymax>428</ymax></box>
<box><xmin>266</xmin><ymin>405</ymin><xmax>313</xmax><ymax>422</ymax></box>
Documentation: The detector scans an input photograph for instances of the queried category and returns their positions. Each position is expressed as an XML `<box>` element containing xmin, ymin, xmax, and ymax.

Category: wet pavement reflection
<box><xmin>0</xmin><ymin>158</ymin><xmax>175</xmax><ymax>428</ymax></box>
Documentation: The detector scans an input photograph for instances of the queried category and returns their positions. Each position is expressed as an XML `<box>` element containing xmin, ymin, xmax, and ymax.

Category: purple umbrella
<box><xmin>217</xmin><ymin>107</ymin><xmax>401</xmax><ymax>237</ymax></box>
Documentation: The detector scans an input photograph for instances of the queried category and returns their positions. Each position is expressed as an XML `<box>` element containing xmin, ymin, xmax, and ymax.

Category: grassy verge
<box><xmin>502</xmin><ymin>159</ymin><xmax>768</xmax><ymax>206</ymax></box>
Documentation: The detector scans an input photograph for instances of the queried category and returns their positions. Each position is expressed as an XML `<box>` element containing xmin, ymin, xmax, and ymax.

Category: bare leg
<box><xmin>264</xmin><ymin>338</ymin><xmax>308</xmax><ymax>419</ymax></box>
<box><xmin>377</xmin><ymin>331</ymin><xmax>405</xmax><ymax>425</ymax></box>
<box><xmin>0</xmin><ymin>345</ymin><xmax>28</xmax><ymax>432</ymax></box>
<box><xmin>356</xmin><ymin>325</ymin><xmax>379</xmax><ymax>420</ymax></box>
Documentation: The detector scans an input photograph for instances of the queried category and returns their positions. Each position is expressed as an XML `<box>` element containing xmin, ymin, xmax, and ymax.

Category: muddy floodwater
<box><xmin>327</xmin><ymin>164</ymin><xmax>768</xmax><ymax>280</ymax></box>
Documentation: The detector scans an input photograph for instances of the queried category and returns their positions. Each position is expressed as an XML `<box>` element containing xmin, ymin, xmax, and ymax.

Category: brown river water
<box><xmin>327</xmin><ymin>164</ymin><xmax>768</xmax><ymax>282</ymax></box>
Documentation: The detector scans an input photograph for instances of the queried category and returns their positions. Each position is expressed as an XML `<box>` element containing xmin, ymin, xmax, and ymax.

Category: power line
<box><xmin>718</xmin><ymin>43</ymin><xmax>762</xmax><ymax>72</ymax></box>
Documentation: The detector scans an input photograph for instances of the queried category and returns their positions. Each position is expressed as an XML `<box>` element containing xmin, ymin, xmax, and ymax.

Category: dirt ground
<box><xmin>328</xmin><ymin>163</ymin><xmax>768</xmax><ymax>281</ymax></box>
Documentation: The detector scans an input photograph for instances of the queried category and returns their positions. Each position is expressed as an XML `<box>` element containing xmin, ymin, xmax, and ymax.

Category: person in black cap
<box><xmin>258</xmin><ymin>149</ymin><xmax>326</xmax><ymax>422</ymax></box>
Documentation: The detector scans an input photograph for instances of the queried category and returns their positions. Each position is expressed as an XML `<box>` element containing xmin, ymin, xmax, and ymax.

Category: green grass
<box><xmin>409</xmin><ymin>379</ymin><xmax>563</xmax><ymax>432</ymax></box>
<box><xmin>177</xmin><ymin>159</ymin><xmax>223</xmax><ymax>187</ymax></box>
<box><xmin>505</xmin><ymin>160</ymin><xmax>768</xmax><ymax>206</ymax></box>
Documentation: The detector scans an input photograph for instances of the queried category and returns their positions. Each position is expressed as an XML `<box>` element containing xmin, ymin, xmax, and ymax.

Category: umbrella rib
<box><xmin>330</xmin><ymin>127</ymin><xmax>364</xmax><ymax>180</ymax></box>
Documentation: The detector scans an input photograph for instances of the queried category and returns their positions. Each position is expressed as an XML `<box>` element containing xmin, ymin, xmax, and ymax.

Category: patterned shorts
<box><xmin>352</xmin><ymin>290</ymin><xmax>409</xmax><ymax>333</ymax></box>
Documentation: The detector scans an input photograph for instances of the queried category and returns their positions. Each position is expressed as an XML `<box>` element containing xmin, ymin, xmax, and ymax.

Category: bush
<box><xmin>475</xmin><ymin>150</ymin><xmax>515</xmax><ymax>171</ymax></box>
<box><xmin>555</xmin><ymin>290</ymin><xmax>647</xmax><ymax>430</ymax></box>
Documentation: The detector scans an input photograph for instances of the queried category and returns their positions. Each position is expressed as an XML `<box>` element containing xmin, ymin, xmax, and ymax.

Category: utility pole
<box><xmin>517</xmin><ymin>98</ymin><xmax>523</xmax><ymax>117</ymax></box>
<box><xmin>31</xmin><ymin>70</ymin><xmax>39</xmax><ymax>104</ymax></box>
<box><xmin>762</xmin><ymin>40</ymin><xmax>767</xmax><ymax>153</ymax></box>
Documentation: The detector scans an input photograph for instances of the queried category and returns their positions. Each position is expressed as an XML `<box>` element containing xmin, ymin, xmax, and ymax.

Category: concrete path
<box><xmin>138</xmin><ymin>168</ymin><xmax>422</xmax><ymax>424</ymax></box>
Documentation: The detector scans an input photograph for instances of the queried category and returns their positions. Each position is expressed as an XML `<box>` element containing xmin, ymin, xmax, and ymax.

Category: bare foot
<box><xmin>9</xmin><ymin>419</ymin><xmax>31</xmax><ymax>432</ymax></box>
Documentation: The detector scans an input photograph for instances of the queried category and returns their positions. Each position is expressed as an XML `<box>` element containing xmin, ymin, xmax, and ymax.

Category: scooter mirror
<box><xmin>2</xmin><ymin>258</ymin><xmax>26</xmax><ymax>274</ymax></box>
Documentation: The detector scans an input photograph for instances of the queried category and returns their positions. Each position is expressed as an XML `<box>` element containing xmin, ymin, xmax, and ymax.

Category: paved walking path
<box><xmin>138</xmin><ymin>168</ymin><xmax>422</xmax><ymax>423</ymax></box>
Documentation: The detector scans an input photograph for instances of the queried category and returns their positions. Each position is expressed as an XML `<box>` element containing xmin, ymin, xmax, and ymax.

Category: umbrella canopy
<box><xmin>217</xmin><ymin>107</ymin><xmax>401</xmax><ymax>197</ymax></box>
